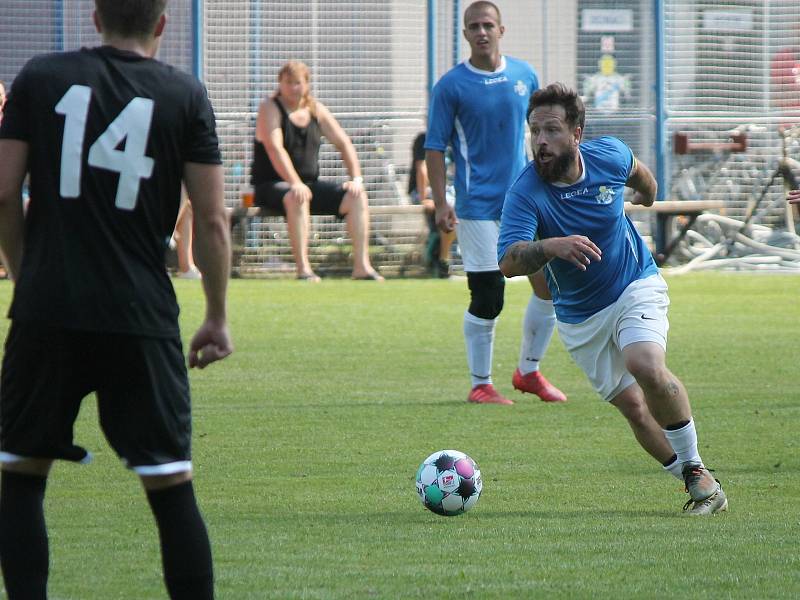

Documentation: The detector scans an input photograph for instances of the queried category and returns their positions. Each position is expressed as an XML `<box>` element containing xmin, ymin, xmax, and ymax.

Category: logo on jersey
<box><xmin>560</xmin><ymin>187</ymin><xmax>589</xmax><ymax>200</ymax></box>
<box><xmin>514</xmin><ymin>80</ymin><xmax>528</xmax><ymax>96</ymax></box>
<box><xmin>595</xmin><ymin>186</ymin><xmax>615</xmax><ymax>205</ymax></box>
<box><xmin>484</xmin><ymin>75</ymin><xmax>509</xmax><ymax>85</ymax></box>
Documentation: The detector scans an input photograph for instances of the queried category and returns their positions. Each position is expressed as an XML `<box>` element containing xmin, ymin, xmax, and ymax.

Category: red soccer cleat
<box><xmin>512</xmin><ymin>369</ymin><xmax>567</xmax><ymax>403</ymax></box>
<box><xmin>467</xmin><ymin>384</ymin><xmax>514</xmax><ymax>405</ymax></box>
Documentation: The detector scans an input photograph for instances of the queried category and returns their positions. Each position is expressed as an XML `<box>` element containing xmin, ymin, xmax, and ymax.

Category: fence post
<box><xmin>192</xmin><ymin>0</ymin><xmax>203</xmax><ymax>79</ymax></box>
<box><xmin>54</xmin><ymin>0</ymin><xmax>64</xmax><ymax>51</ymax></box>
<box><xmin>655</xmin><ymin>0</ymin><xmax>667</xmax><ymax>203</ymax></box>
<box><xmin>427</xmin><ymin>0</ymin><xmax>437</xmax><ymax>104</ymax></box>
<box><xmin>453</xmin><ymin>0</ymin><xmax>461</xmax><ymax>66</ymax></box>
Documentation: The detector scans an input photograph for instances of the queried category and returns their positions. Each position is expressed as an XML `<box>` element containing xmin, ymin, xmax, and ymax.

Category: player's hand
<box><xmin>631</xmin><ymin>191</ymin><xmax>655</xmax><ymax>207</ymax></box>
<box><xmin>288</xmin><ymin>182</ymin><xmax>313</xmax><ymax>205</ymax></box>
<box><xmin>188</xmin><ymin>319</ymin><xmax>233</xmax><ymax>369</ymax></box>
<box><xmin>544</xmin><ymin>236</ymin><xmax>602</xmax><ymax>271</ymax></box>
<box><xmin>343</xmin><ymin>178</ymin><xmax>364</xmax><ymax>197</ymax></box>
<box><xmin>435</xmin><ymin>204</ymin><xmax>458</xmax><ymax>233</ymax></box>
<box><xmin>788</xmin><ymin>189</ymin><xmax>800</xmax><ymax>205</ymax></box>
<box><xmin>421</xmin><ymin>198</ymin><xmax>436</xmax><ymax>213</ymax></box>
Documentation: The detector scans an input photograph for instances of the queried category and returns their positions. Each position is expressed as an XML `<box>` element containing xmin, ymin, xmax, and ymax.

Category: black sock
<box><xmin>662</xmin><ymin>453</ymin><xmax>678</xmax><ymax>468</ymax></box>
<box><xmin>0</xmin><ymin>471</ymin><xmax>49</xmax><ymax>600</ymax></box>
<box><xmin>146</xmin><ymin>481</ymin><xmax>214</xmax><ymax>600</ymax></box>
<box><xmin>665</xmin><ymin>420</ymin><xmax>690</xmax><ymax>431</ymax></box>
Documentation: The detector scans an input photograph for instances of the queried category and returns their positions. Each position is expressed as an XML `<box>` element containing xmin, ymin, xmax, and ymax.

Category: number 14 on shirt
<box><xmin>55</xmin><ymin>84</ymin><xmax>155</xmax><ymax>210</ymax></box>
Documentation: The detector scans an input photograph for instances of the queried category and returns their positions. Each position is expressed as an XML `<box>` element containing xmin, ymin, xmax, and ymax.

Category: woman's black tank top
<box><xmin>251</xmin><ymin>98</ymin><xmax>322</xmax><ymax>184</ymax></box>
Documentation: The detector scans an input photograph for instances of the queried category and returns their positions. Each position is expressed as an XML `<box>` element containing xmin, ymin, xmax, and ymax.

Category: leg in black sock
<box><xmin>0</xmin><ymin>471</ymin><xmax>49</xmax><ymax>600</ymax></box>
<box><xmin>146</xmin><ymin>480</ymin><xmax>213</xmax><ymax>600</ymax></box>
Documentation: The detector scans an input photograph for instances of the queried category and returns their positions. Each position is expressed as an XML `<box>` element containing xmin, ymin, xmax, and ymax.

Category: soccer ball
<box><xmin>415</xmin><ymin>450</ymin><xmax>482</xmax><ymax>516</ymax></box>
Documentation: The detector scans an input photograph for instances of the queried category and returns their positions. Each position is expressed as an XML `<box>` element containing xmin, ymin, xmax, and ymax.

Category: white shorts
<box><xmin>557</xmin><ymin>274</ymin><xmax>670</xmax><ymax>402</ymax></box>
<box><xmin>456</xmin><ymin>219</ymin><xmax>500</xmax><ymax>272</ymax></box>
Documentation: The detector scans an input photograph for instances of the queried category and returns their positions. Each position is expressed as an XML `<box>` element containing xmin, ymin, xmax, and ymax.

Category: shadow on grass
<box><xmin>265</xmin><ymin>508</ymin><xmax>678</xmax><ymax>526</ymax></box>
<box><xmin>233</xmin><ymin>399</ymin><xmax>540</xmax><ymax>410</ymax></box>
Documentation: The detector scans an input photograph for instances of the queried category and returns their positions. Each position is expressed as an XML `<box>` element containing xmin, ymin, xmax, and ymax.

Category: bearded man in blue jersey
<box><xmin>498</xmin><ymin>83</ymin><xmax>728</xmax><ymax>516</ymax></box>
<box><xmin>425</xmin><ymin>1</ymin><xmax>566</xmax><ymax>406</ymax></box>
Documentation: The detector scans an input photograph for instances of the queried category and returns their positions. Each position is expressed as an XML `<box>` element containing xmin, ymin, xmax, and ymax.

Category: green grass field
<box><xmin>0</xmin><ymin>273</ymin><xmax>798</xmax><ymax>599</ymax></box>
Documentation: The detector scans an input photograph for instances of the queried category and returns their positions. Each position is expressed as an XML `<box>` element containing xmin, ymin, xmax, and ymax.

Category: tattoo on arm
<box><xmin>506</xmin><ymin>241</ymin><xmax>550</xmax><ymax>275</ymax></box>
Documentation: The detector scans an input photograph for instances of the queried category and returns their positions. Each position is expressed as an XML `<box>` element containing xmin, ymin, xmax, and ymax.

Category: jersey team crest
<box><xmin>595</xmin><ymin>185</ymin><xmax>615</xmax><ymax>205</ymax></box>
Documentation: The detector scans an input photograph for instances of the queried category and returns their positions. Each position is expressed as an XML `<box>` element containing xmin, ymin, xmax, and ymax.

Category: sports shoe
<box><xmin>467</xmin><ymin>384</ymin><xmax>513</xmax><ymax>405</ymax></box>
<box><xmin>177</xmin><ymin>266</ymin><xmax>202</xmax><ymax>280</ymax></box>
<box><xmin>682</xmin><ymin>462</ymin><xmax>728</xmax><ymax>516</ymax></box>
<box><xmin>683</xmin><ymin>487</ymin><xmax>728</xmax><ymax>516</ymax></box>
<box><xmin>682</xmin><ymin>462</ymin><xmax>719</xmax><ymax>501</ymax></box>
<box><xmin>512</xmin><ymin>369</ymin><xmax>567</xmax><ymax>403</ymax></box>
<box><xmin>435</xmin><ymin>259</ymin><xmax>451</xmax><ymax>279</ymax></box>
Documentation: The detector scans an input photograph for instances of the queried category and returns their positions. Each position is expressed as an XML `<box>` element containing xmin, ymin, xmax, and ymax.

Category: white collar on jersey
<box><xmin>550</xmin><ymin>149</ymin><xmax>587</xmax><ymax>188</ymax></box>
<box><xmin>462</xmin><ymin>55</ymin><xmax>507</xmax><ymax>75</ymax></box>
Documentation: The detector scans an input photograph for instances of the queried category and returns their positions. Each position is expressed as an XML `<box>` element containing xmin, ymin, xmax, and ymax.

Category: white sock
<box><xmin>662</xmin><ymin>455</ymin><xmax>684</xmax><ymax>480</ymax></box>
<box><xmin>464</xmin><ymin>311</ymin><xmax>496</xmax><ymax>387</ymax></box>
<box><xmin>518</xmin><ymin>295</ymin><xmax>556</xmax><ymax>375</ymax></box>
<box><xmin>662</xmin><ymin>419</ymin><xmax>703</xmax><ymax>467</ymax></box>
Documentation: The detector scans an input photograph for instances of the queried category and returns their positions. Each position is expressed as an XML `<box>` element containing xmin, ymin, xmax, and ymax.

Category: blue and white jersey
<box><xmin>425</xmin><ymin>56</ymin><xmax>538</xmax><ymax>220</ymax></box>
<box><xmin>497</xmin><ymin>137</ymin><xmax>658</xmax><ymax>324</ymax></box>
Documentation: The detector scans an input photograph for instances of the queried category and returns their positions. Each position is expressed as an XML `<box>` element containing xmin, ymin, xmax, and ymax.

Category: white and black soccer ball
<box><xmin>415</xmin><ymin>450</ymin><xmax>482</xmax><ymax>516</ymax></box>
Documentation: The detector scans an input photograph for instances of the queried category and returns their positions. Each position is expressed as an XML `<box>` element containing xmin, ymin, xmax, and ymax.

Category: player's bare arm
<box><xmin>317</xmin><ymin>103</ymin><xmax>364</xmax><ymax>196</ymax></box>
<box><xmin>424</xmin><ymin>149</ymin><xmax>457</xmax><ymax>232</ymax></box>
<box><xmin>183</xmin><ymin>161</ymin><xmax>233</xmax><ymax>369</ymax></box>
<box><xmin>626</xmin><ymin>157</ymin><xmax>657</xmax><ymax>207</ymax></box>
<box><xmin>415</xmin><ymin>157</ymin><xmax>435</xmax><ymax>211</ymax></box>
<box><xmin>499</xmin><ymin>236</ymin><xmax>602</xmax><ymax>277</ymax></box>
<box><xmin>0</xmin><ymin>139</ymin><xmax>28</xmax><ymax>280</ymax></box>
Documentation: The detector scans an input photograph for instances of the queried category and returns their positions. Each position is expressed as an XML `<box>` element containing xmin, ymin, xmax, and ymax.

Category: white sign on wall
<box><xmin>581</xmin><ymin>9</ymin><xmax>633</xmax><ymax>33</ymax></box>
<box><xmin>702</xmin><ymin>10</ymin><xmax>754</xmax><ymax>32</ymax></box>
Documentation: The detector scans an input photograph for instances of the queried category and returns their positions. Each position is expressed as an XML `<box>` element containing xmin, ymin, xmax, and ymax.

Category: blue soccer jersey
<box><xmin>497</xmin><ymin>137</ymin><xmax>658</xmax><ymax>323</ymax></box>
<box><xmin>425</xmin><ymin>56</ymin><xmax>538</xmax><ymax>220</ymax></box>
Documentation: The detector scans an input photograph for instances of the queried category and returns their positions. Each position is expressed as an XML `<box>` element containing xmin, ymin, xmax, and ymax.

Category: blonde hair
<box><xmin>273</xmin><ymin>61</ymin><xmax>317</xmax><ymax>117</ymax></box>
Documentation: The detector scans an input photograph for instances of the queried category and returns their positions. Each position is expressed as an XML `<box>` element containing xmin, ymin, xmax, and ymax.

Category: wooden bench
<box><xmin>227</xmin><ymin>203</ymin><xmax>431</xmax><ymax>277</ymax></box>
<box><xmin>228</xmin><ymin>199</ymin><xmax>724</xmax><ymax>275</ymax></box>
<box><xmin>625</xmin><ymin>200</ymin><xmax>725</xmax><ymax>265</ymax></box>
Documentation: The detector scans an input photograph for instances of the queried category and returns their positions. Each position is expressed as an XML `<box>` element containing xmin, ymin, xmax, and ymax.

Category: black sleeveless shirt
<box><xmin>251</xmin><ymin>97</ymin><xmax>322</xmax><ymax>184</ymax></box>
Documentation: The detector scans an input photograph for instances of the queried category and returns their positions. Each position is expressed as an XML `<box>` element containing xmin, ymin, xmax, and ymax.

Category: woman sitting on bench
<box><xmin>252</xmin><ymin>60</ymin><xmax>383</xmax><ymax>281</ymax></box>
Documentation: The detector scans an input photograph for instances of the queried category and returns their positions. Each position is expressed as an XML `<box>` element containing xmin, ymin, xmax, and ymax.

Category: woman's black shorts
<box><xmin>254</xmin><ymin>179</ymin><xmax>347</xmax><ymax>217</ymax></box>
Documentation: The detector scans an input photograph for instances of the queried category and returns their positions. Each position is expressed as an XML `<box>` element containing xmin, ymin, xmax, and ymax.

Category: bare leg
<box><xmin>622</xmin><ymin>341</ymin><xmax>692</xmax><ymax>427</ymax></box>
<box><xmin>439</xmin><ymin>229</ymin><xmax>456</xmax><ymax>261</ymax></box>
<box><xmin>529</xmin><ymin>269</ymin><xmax>551</xmax><ymax>300</ymax></box>
<box><xmin>621</xmin><ymin>341</ymin><xmax>726</xmax><ymax>512</ymax></box>
<box><xmin>340</xmin><ymin>188</ymin><xmax>382</xmax><ymax>279</ymax></box>
<box><xmin>283</xmin><ymin>190</ymin><xmax>318</xmax><ymax>280</ymax></box>
<box><xmin>610</xmin><ymin>383</ymin><xmax>676</xmax><ymax>463</ymax></box>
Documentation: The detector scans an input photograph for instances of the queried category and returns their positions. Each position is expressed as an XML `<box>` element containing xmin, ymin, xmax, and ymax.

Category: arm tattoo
<box><xmin>506</xmin><ymin>241</ymin><xmax>550</xmax><ymax>275</ymax></box>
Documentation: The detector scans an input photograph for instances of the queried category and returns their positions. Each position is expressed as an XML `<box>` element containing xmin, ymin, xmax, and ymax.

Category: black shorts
<box><xmin>0</xmin><ymin>321</ymin><xmax>192</xmax><ymax>474</ymax></box>
<box><xmin>254</xmin><ymin>179</ymin><xmax>346</xmax><ymax>217</ymax></box>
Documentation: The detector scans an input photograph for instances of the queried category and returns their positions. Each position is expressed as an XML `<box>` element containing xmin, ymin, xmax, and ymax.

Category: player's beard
<box><xmin>534</xmin><ymin>145</ymin><xmax>578</xmax><ymax>183</ymax></box>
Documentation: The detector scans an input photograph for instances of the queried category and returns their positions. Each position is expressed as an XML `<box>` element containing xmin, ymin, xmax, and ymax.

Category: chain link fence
<box><xmin>2</xmin><ymin>0</ymin><xmax>798</xmax><ymax>274</ymax></box>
